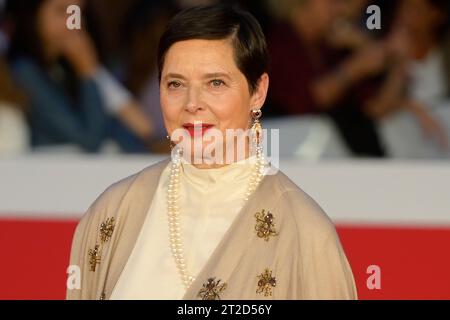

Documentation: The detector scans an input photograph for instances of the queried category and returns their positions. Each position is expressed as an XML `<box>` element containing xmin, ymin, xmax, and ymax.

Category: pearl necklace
<box><xmin>166</xmin><ymin>147</ymin><xmax>267</xmax><ymax>289</ymax></box>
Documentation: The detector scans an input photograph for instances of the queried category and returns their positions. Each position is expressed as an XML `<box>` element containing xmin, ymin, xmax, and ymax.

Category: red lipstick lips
<box><xmin>182</xmin><ymin>122</ymin><xmax>214</xmax><ymax>137</ymax></box>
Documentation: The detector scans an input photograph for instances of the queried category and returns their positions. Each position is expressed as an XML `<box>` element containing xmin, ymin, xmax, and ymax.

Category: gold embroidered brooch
<box><xmin>255</xmin><ymin>209</ymin><xmax>278</xmax><ymax>241</ymax></box>
<box><xmin>88</xmin><ymin>217</ymin><xmax>116</xmax><ymax>272</ymax></box>
<box><xmin>88</xmin><ymin>244</ymin><xmax>101</xmax><ymax>272</ymax></box>
<box><xmin>256</xmin><ymin>268</ymin><xmax>276</xmax><ymax>297</ymax></box>
<box><xmin>198</xmin><ymin>277</ymin><xmax>228</xmax><ymax>300</ymax></box>
<box><xmin>99</xmin><ymin>217</ymin><xmax>115</xmax><ymax>243</ymax></box>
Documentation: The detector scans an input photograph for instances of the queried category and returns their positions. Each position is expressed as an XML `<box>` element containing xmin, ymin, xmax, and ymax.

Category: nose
<box><xmin>185</xmin><ymin>86</ymin><xmax>204</xmax><ymax>113</ymax></box>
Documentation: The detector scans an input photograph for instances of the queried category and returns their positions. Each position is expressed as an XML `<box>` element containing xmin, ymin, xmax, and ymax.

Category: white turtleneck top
<box><xmin>110</xmin><ymin>157</ymin><xmax>258</xmax><ymax>299</ymax></box>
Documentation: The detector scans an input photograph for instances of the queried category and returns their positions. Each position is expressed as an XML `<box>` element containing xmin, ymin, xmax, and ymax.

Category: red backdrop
<box><xmin>0</xmin><ymin>219</ymin><xmax>449</xmax><ymax>299</ymax></box>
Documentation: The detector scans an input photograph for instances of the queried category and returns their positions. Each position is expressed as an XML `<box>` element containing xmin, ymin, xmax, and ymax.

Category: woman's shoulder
<box><xmin>69</xmin><ymin>158</ymin><xmax>171</xmax><ymax>270</ymax></box>
<box><xmin>267</xmin><ymin>167</ymin><xmax>323</xmax><ymax>204</ymax></box>
<box><xmin>268</xmin><ymin>168</ymin><xmax>336</xmax><ymax>237</ymax></box>
<box><xmin>91</xmin><ymin>158</ymin><xmax>170</xmax><ymax>208</ymax></box>
<box><xmin>77</xmin><ymin>158</ymin><xmax>170</xmax><ymax>227</ymax></box>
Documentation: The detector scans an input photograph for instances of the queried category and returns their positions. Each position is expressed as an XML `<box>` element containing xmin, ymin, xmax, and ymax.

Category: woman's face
<box><xmin>37</xmin><ymin>0</ymin><xmax>83</xmax><ymax>56</ymax></box>
<box><xmin>160</xmin><ymin>38</ymin><xmax>268</xmax><ymax>163</ymax></box>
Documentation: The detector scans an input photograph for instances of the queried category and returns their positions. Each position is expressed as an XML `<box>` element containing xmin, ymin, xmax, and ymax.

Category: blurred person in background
<box><xmin>266</xmin><ymin>0</ymin><xmax>387</xmax><ymax>157</ymax></box>
<box><xmin>288</xmin><ymin>0</ymin><xmax>450</xmax><ymax>158</ymax></box>
<box><xmin>6</xmin><ymin>0</ymin><xmax>155</xmax><ymax>153</ymax></box>
<box><xmin>361</xmin><ymin>0</ymin><xmax>450</xmax><ymax>157</ymax></box>
<box><xmin>329</xmin><ymin>0</ymin><xmax>450</xmax><ymax>157</ymax></box>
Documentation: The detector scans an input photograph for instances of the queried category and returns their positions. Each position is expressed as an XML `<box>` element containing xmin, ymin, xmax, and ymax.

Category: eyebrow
<box><xmin>202</xmin><ymin>72</ymin><xmax>232</xmax><ymax>80</ymax></box>
<box><xmin>163</xmin><ymin>73</ymin><xmax>187</xmax><ymax>81</ymax></box>
<box><xmin>163</xmin><ymin>72</ymin><xmax>232</xmax><ymax>81</ymax></box>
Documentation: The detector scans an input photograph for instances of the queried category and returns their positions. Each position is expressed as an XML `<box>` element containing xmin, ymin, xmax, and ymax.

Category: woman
<box><xmin>67</xmin><ymin>5</ymin><xmax>357</xmax><ymax>300</ymax></box>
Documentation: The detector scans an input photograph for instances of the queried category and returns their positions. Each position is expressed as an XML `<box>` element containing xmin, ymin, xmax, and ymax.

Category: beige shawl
<box><xmin>66</xmin><ymin>158</ymin><xmax>357</xmax><ymax>300</ymax></box>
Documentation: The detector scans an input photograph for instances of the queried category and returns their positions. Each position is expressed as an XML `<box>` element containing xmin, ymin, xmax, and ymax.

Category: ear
<box><xmin>249</xmin><ymin>73</ymin><xmax>269</xmax><ymax>110</ymax></box>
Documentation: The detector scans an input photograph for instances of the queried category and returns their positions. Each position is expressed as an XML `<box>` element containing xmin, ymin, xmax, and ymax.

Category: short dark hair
<box><xmin>157</xmin><ymin>4</ymin><xmax>268</xmax><ymax>94</ymax></box>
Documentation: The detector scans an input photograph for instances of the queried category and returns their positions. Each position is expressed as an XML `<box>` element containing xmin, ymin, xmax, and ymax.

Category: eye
<box><xmin>168</xmin><ymin>81</ymin><xmax>182</xmax><ymax>89</ymax></box>
<box><xmin>210</xmin><ymin>79</ymin><xmax>225</xmax><ymax>87</ymax></box>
